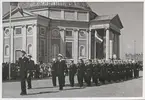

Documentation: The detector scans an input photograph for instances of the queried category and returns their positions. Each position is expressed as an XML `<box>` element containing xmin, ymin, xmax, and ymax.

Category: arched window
<box><xmin>5</xmin><ymin>45</ymin><xmax>9</xmax><ymax>56</ymax></box>
<box><xmin>80</xmin><ymin>45</ymin><xmax>85</xmax><ymax>57</ymax></box>
<box><xmin>28</xmin><ymin>44</ymin><xmax>32</xmax><ymax>55</ymax></box>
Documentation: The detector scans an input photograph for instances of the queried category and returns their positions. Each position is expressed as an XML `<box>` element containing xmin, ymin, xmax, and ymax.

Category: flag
<box><xmin>95</xmin><ymin>30</ymin><xmax>103</xmax><ymax>43</ymax></box>
<box><xmin>10</xmin><ymin>2</ymin><xmax>18</xmax><ymax>6</ymax></box>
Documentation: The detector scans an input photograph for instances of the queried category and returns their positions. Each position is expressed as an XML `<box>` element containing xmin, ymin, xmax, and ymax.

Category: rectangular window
<box><xmin>15</xmin><ymin>28</ymin><xmax>21</xmax><ymax>34</ymax></box>
<box><xmin>78</xmin><ymin>12</ymin><xmax>87</xmax><ymax>21</ymax></box>
<box><xmin>40</xmin><ymin>40</ymin><xmax>45</xmax><ymax>57</ymax></box>
<box><xmin>65</xmin><ymin>30</ymin><xmax>72</xmax><ymax>36</ymax></box>
<box><xmin>66</xmin><ymin>42</ymin><xmax>72</xmax><ymax>59</ymax></box>
<box><xmin>49</xmin><ymin>10</ymin><xmax>61</xmax><ymax>19</ymax></box>
<box><xmin>64</xmin><ymin>11</ymin><xmax>74</xmax><ymax>20</ymax></box>
<box><xmin>15</xmin><ymin>50</ymin><xmax>21</xmax><ymax>61</ymax></box>
<box><xmin>40</xmin><ymin>27</ymin><xmax>45</xmax><ymax>35</ymax></box>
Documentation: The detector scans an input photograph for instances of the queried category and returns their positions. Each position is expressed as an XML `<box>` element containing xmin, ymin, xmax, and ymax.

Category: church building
<box><xmin>3</xmin><ymin>2</ymin><xmax>123</xmax><ymax>63</ymax></box>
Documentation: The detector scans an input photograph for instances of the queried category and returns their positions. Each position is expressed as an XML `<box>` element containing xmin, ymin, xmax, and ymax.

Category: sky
<box><xmin>2</xmin><ymin>2</ymin><xmax>143</xmax><ymax>59</ymax></box>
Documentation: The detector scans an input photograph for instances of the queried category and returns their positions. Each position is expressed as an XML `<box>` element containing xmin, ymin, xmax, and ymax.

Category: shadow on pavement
<box><xmin>26</xmin><ymin>91</ymin><xmax>59</xmax><ymax>96</ymax></box>
<box><xmin>20</xmin><ymin>75</ymin><xmax>143</xmax><ymax>96</ymax></box>
<box><xmin>32</xmin><ymin>86</ymin><xmax>57</xmax><ymax>89</ymax></box>
<box><xmin>63</xmin><ymin>87</ymin><xmax>86</xmax><ymax>91</ymax></box>
<box><xmin>24</xmin><ymin>87</ymin><xmax>85</xmax><ymax>96</ymax></box>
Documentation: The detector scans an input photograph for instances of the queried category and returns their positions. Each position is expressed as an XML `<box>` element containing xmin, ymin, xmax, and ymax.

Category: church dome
<box><xmin>18</xmin><ymin>2</ymin><xmax>92</xmax><ymax>11</ymax></box>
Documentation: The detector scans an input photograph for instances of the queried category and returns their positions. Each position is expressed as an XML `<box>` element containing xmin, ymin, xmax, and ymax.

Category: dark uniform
<box><xmin>105</xmin><ymin>63</ymin><xmax>110</xmax><ymax>82</ymax></box>
<box><xmin>85</xmin><ymin>62</ymin><xmax>93</xmax><ymax>86</ymax></box>
<box><xmin>122</xmin><ymin>63</ymin><xmax>126</xmax><ymax>81</ymax></box>
<box><xmin>99</xmin><ymin>63</ymin><xmax>106</xmax><ymax>84</ymax></box>
<box><xmin>18</xmin><ymin>55</ymin><xmax>29</xmax><ymax>95</ymax></box>
<box><xmin>35</xmin><ymin>64</ymin><xmax>40</xmax><ymax>79</ymax></box>
<box><xmin>27</xmin><ymin>58</ymin><xmax>34</xmax><ymax>89</ymax></box>
<box><xmin>107</xmin><ymin>63</ymin><xmax>112</xmax><ymax>82</ymax></box>
<box><xmin>117</xmin><ymin>63</ymin><xmax>122</xmax><ymax>81</ymax></box>
<box><xmin>136</xmin><ymin>63</ymin><xmax>140</xmax><ymax>78</ymax></box>
<box><xmin>112</xmin><ymin>63</ymin><xmax>117</xmax><ymax>82</ymax></box>
<box><xmin>93</xmin><ymin>63</ymin><xmax>101</xmax><ymax>85</ymax></box>
<box><xmin>125</xmin><ymin>63</ymin><xmax>129</xmax><ymax>80</ymax></box>
<box><xmin>51</xmin><ymin>60</ymin><xmax>58</xmax><ymax>86</ymax></box>
<box><xmin>77</xmin><ymin>62</ymin><xmax>85</xmax><ymax>87</ymax></box>
<box><xmin>57</xmin><ymin>59</ymin><xmax>67</xmax><ymax>90</ymax></box>
<box><xmin>68</xmin><ymin>62</ymin><xmax>77</xmax><ymax>87</ymax></box>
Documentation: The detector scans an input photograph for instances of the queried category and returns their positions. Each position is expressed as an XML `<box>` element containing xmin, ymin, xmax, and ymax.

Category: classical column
<box><xmin>103</xmin><ymin>37</ymin><xmax>105</xmax><ymax>58</ymax></box>
<box><xmin>109</xmin><ymin>40</ymin><xmax>113</xmax><ymax>59</ymax></box>
<box><xmin>87</xmin><ymin>12</ymin><xmax>89</xmax><ymax>21</ymax></box>
<box><xmin>10</xmin><ymin>26</ymin><xmax>14</xmax><ymax>63</ymax></box>
<box><xmin>60</xmin><ymin>28</ymin><xmax>65</xmax><ymax>56</ymax></box>
<box><xmin>48</xmin><ymin>27</ymin><xmax>51</xmax><ymax>62</ymax></box>
<box><xmin>113</xmin><ymin>33</ymin><xmax>115</xmax><ymax>56</ymax></box>
<box><xmin>32</xmin><ymin>24</ymin><xmax>37</xmax><ymax>63</ymax></box>
<box><xmin>46</xmin><ymin>27</ymin><xmax>49</xmax><ymax>63</ymax></box>
<box><xmin>105</xmin><ymin>28</ymin><xmax>110</xmax><ymax>60</ymax></box>
<box><xmin>86</xmin><ymin>30</ymin><xmax>89</xmax><ymax>59</ymax></box>
<box><xmin>22</xmin><ymin>25</ymin><xmax>27</xmax><ymax>52</ymax></box>
<box><xmin>117</xmin><ymin>35</ymin><xmax>120</xmax><ymax>59</ymax></box>
<box><xmin>61</xmin><ymin>10</ymin><xmax>64</xmax><ymax>19</ymax></box>
<box><xmin>74</xmin><ymin>29</ymin><xmax>79</xmax><ymax>63</ymax></box>
<box><xmin>3</xmin><ymin>27</ymin><xmax>5</xmax><ymax>63</ymax></box>
<box><xmin>88</xmin><ymin>30</ymin><xmax>91</xmax><ymax>59</ymax></box>
<box><xmin>94</xmin><ymin>30</ymin><xmax>96</xmax><ymax>59</ymax></box>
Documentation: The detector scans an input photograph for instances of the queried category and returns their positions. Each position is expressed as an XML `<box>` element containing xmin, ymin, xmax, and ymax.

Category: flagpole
<box><xmin>134</xmin><ymin>40</ymin><xmax>136</xmax><ymax>61</ymax></box>
<box><xmin>9</xmin><ymin>4</ymin><xmax>12</xmax><ymax>80</ymax></box>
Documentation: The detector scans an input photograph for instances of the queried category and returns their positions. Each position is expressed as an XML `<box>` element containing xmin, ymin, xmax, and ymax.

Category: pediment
<box><xmin>91</xmin><ymin>14</ymin><xmax>123</xmax><ymax>29</ymax></box>
<box><xmin>110</xmin><ymin>14</ymin><xmax>123</xmax><ymax>29</ymax></box>
<box><xmin>3</xmin><ymin>7</ymin><xmax>36</xmax><ymax>20</ymax></box>
<box><xmin>10</xmin><ymin>11</ymin><xmax>29</xmax><ymax>18</ymax></box>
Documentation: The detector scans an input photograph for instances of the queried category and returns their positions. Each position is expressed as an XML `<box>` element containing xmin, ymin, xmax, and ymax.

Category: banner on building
<box><xmin>95</xmin><ymin>30</ymin><xmax>103</xmax><ymax>43</ymax></box>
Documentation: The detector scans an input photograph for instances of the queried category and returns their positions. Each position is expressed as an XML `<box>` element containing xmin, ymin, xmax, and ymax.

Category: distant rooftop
<box><xmin>18</xmin><ymin>2</ymin><xmax>92</xmax><ymax>11</ymax></box>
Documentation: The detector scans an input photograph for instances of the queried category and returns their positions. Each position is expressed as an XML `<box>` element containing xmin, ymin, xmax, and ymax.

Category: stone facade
<box><xmin>3</xmin><ymin>2</ymin><xmax>123</xmax><ymax>63</ymax></box>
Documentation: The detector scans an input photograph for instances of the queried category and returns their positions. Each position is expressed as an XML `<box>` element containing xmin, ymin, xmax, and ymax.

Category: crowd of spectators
<box><xmin>2</xmin><ymin>62</ymin><xmax>52</xmax><ymax>81</ymax></box>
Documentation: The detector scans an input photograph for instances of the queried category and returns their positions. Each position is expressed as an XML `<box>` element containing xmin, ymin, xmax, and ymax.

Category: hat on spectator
<box><xmin>52</xmin><ymin>58</ymin><xmax>56</xmax><ymax>61</ymax></box>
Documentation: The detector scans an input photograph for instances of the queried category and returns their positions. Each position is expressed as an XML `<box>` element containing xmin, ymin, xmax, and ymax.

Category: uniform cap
<box><xmin>58</xmin><ymin>54</ymin><xmax>63</xmax><ymax>57</ymax></box>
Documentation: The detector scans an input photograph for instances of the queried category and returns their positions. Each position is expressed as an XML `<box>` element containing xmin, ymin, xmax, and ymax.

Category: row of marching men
<box><xmin>18</xmin><ymin>50</ymin><xmax>142</xmax><ymax>95</ymax></box>
<box><xmin>51</xmin><ymin>56</ymin><xmax>141</xmax><ymax>89</ymax></box>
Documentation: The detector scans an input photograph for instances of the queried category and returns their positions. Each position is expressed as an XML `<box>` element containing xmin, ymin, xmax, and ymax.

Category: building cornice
<box><xmin>3</xmin><ymin>16</ymin><xmax>38</xmax><ymax>23</ymax></box>
<box><xmin>3</xmin><ymin>24</ymin><xmax>37</xmax><ymax>29</ymax></box>
<box><xmin>90</xmin><ymin>24</ymin><xmax>110</xmax><ymax>30</ymax></box>
<box><xmin>29</xmin><ymin>7</ymin><xmax>90</xmax><ymax>13</ymax></box>
<box><xmin>3</xmin><ymin>15</ymin><xmax>50</xmax><ymax>23</ymax></box>
<box><xmin>50</xmin><ymin>19</ymin><xmax>89</xmax><ymax>23</ymax></box>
